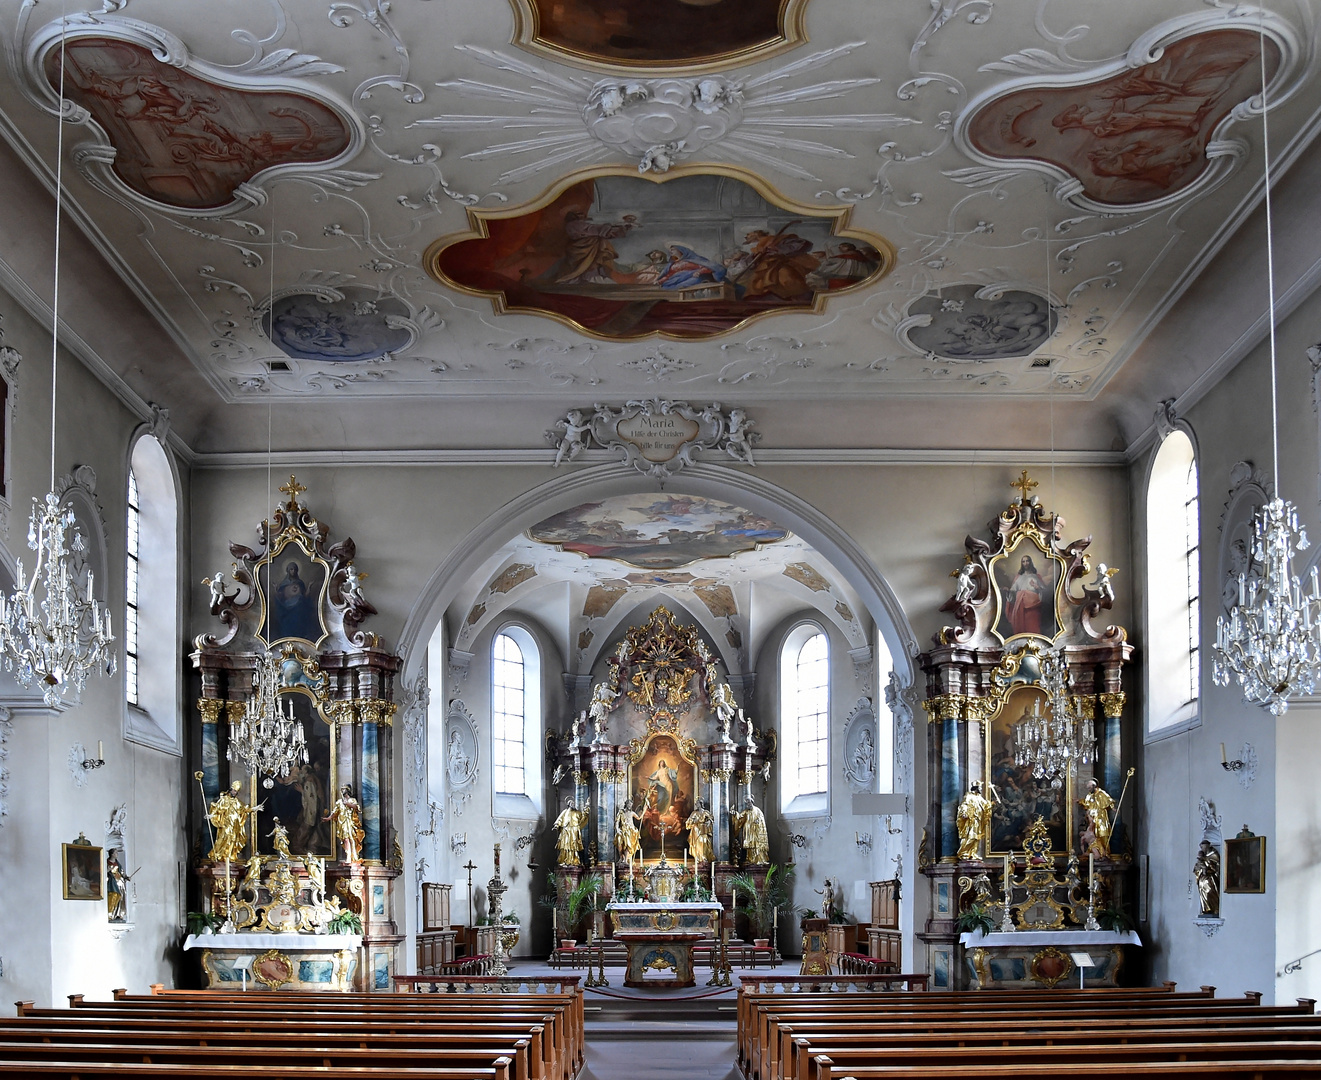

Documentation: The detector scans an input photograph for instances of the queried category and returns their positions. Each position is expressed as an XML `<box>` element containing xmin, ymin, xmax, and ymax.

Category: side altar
<box><xmin>608</xmin><ymin>901</ymin><xmax>722</xmax><ymax>988</ymax></box>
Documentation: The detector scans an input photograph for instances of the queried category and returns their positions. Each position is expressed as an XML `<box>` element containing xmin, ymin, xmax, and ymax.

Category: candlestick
<box><xmin>97</xmin><ymin>740</ymin><xmax>103</xmax><ymax>760</ymax></box>
<box><xmin>1088</xmin><ymin>851</ymin><xmax>1094</xmax><ymax>889</ymax></box>
<box><xmin>1220</xmin><ymin>742</ymin><xmax>1227</xmax><ymax>764</ymax></box>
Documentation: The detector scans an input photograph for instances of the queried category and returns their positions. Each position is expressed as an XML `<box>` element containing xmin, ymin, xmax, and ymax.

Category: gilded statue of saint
<box><xmin>266</xmin><ymin>817</ymin><xmax>293</xmax><ymax>861</ymax></box>
<box><xmin>206</xmin><ymin>781</ymin><xmax>264</xmax><ymax>863</ymax></box>
<box><xmin>685</xmin><ymin>800</ymin><xmax>714</xmax><ymax>863</ymax></box>
<box><xmin>732</xmin><ymin>799</ymin><xmax>769</xmax><ymax>865</ymax></box>
<box><xmin>325</xmin><ymin>785</ymin><xmax>365</xmax><ymax>863</ymax></box>
<box><xmin>553</xmin><ymin>799</ymin><xmax>590</xmax><ymax>866</ymax></box>
<box><xmin>615</xmin><ymin>802</ymin><xmax>642</xmax><ymax>864</ymax></box>
<box><xmin>1194</xmin><ymin>840</ymin><xmax>1221</xmax><ymax>918</ymax></box>
<box><xmin>1080</xmin><ymin>779</ymin><xmax>1116</xmax><ymax>858</ymax></box>
<box><xmin>956</xmin><ymin>781</ymin><xmax>994</xmax><ymax>860</ymax></box>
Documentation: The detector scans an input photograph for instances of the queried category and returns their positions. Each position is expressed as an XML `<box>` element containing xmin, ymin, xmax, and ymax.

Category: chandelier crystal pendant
<box><xmin>0</xmin><ymin>20</ymin><xmax>115</xmax><ymax>706</ymax></box>
<box><xmin>1212</xmin><ymin>498</ymin><xmax>1321</xmax><ymax>716</ymax></box>
<box><xmin>227</xmin><ymin>651</ymin><xmax>308</xmax><ymax>789</ymax></box>
<box><xmin>1013</xmin><ymin>648</ymin><xmax>1095</xmax><ymax>788</ymax></box>
<box><xmin>0</xmin><ymin>492</ymin><xmax>116</xmax><ymax>707</ymax></box>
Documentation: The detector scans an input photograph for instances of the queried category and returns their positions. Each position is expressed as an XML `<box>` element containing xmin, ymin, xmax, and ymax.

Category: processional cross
<box><xmin>1011</xmin><ymin>470</ymin><xmax>1038</xmax><ymax>504</ymax></box>
<box><xmin>464</xmin><ymin>859</ymin><xmax>478</xmax><ymax>926</ymax></box>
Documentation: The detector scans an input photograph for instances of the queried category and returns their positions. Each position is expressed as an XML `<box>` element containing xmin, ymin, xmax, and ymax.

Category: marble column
<box><xmin>198</xmin><ymin>699</ymin><xmax>223</xmax><ymax>801</ymax></box>
<box><xmin>361</xmin><ymin>704</ymin><xmax>382</xmax><ymax>862</ymax></box>
<box><xmin>937</xmin><ymin>700</ymin><xmax>963</xmax><ymax>860</ymax></box>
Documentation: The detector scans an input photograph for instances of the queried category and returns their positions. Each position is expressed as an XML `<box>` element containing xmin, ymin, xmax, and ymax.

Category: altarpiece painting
<box><xmin>256</xmin><ymin>685</ymin><xmax>335</xmax><ymax>858</ymax></box>
<box><xmin>632</xmin><ymin>733</ymin><xmax>696</xmax><ymax>861</ymax></box>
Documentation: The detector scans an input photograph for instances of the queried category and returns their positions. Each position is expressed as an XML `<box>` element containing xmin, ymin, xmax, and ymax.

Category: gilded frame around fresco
<box><xmin>423</xmin><ymin>164</ymin><xmax>896</xmax><ymax>343</ymax></box>
<box><xmin>978</xmin><ymin>642</ymin><xmax>1075</xmax><ymax>858</ymax></box>
<box><xmin>253</xmin><ymin>532</ymin><xmax>331</xmax><ymax>651</ymax></box>
<box><xmin>506</xmin><ymin>0</ymin><xmax>809</xmax><ymax>76</ymax></box>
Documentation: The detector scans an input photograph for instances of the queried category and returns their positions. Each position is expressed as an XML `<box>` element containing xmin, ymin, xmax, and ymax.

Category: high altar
<box><xmin>188</xmin><ymin>479</ymin><xmax>403</xmax><ymax>991</ymax></box>
<box><xmin>547</xmin><ymin>605</ymin><xmax>776</xmax><ymax>965</ymax></box>
<box><xmin>917</xmin><ymin>473</ymin><xmax>1137</xmax><ymax>990</ymax></box>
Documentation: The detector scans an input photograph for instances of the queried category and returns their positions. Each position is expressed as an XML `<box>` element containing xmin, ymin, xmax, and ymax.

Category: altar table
<box><xmin>958</xmin><ymin>929</ymin><xmax>1141</xmax><ymax>989</ymax></box>
<box><xmin>184</xmin><ymin>932</ymin><xmax>363</xmax><ymax>991</ymax></box>
<box><xmin>607</xmin><ymin>902</ymin><xmax>722</xmax><ymax>988</ymax></box>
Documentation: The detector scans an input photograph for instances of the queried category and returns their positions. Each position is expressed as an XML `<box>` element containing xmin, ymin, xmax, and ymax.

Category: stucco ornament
<box><xmin>583</xmin><ymin>78</ymin><xmax>744</xmax><ymax>173</ymax></box>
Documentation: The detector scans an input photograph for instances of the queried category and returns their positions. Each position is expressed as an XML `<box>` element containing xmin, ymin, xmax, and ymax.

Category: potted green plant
<box><xmin>539</xmin><ymin>872</ymin><xmax>604</xmax><ymax>944</ymax></box>
<box><xmin>956</xmin><ymin>904</ymin><xmax>996</xmax><ymax>937</ymax></box>
<box><xmin>186</xmin><ymin>910</ymin><xmax>223</xmax><ymax>937</ymax></box>
<box><xmin>729</xmin><ymin>863</ymin><xmax>796</xmax><ymax>947</ymax></box>
<box><xmin>1096</xmin><ymin>903</ymin><xmax>1133</xmax><ymax>933</ymax></box>
<box><xmin>326</xmin><ymin>909</ymin><xmax>363</xmax><ymax>936</ymax></box>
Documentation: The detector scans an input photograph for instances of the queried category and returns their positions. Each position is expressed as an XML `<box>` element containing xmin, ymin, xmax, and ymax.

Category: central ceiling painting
<box><xmin>510</xmin><ymin>0</ymin><xmax>806</xmax><ymax>70</ymax></box>
<box><xmin>528</xmin><ymin>494</ymin><xmax>788</xmax><ymax>569</ymax></box>
<box><xmin>428</xmin><ymin>170</ymin><xmax>893</xmax><ymax>341</ymax></box>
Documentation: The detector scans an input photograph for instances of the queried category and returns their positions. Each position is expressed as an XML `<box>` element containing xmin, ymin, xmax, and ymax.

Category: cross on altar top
<box><xmin>279</xmin><ymin>474</ymin><xmax>307</xmax><ymax>509</ymax></box>
<box><xmin>1011</xmin><ymin>470</ymin><xmax>1038</xmax><ymax>503</ymax></box>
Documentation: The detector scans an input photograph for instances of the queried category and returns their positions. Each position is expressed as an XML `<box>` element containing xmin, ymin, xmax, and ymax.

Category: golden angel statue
<box><xmin>206</xmin><ymin>780</ymin><xmax>264</xmax><ymax>863</ymax></box>
<box><xmin>552</xmin><ymin>799</ymin><xmax>590</xmax><ymax>866</ymax></box>
<box><xmin>732</xmin><ymin>799</ymin><xmax>769</xmax><ymax>865</ymax></box>
<box><xmin>325</xmin><ymin>785</ymin><xmax>365</xmax><ymax>863</ymax></box>
<box><xmin>266</xmin><ymin>817</ymin><xmax>293</xmax><ymax>860</ymax></box>
<box><xmin>238</xmin><ymin>854</ymin><xmax>267</xmax><ymax>900</ymax></box>
<box><xmin>1079</xmin><ymin>779</ymin><xmax>1116</xmax><ymax>858</ymax></box>
<box><xmin>956</xmin><ymin>781</ymin><xmax>994</xmax><ymax>860</ymax></box>
<box><xmin>615</xmin><ymin>802</ymin><xmax>642</xmax><ymax>864</ymax></box>
<box><xmin>685</xmin><ymin>800</ymin><xmax>714</xmax><ymax>863</ymax></box>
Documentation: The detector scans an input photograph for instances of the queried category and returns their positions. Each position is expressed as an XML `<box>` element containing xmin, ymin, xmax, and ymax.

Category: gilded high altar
<box><xmin>916</xmin><ymin>474</ymin><xmax>1134</xmax><ymax>990</ymax></box>
<box><xmin>190</xmin><ymin>478</ymin><xmax>403</xmax><ymax>991</ymax></box>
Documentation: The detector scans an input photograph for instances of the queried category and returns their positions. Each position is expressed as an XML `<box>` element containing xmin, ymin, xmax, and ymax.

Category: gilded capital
<box><xmin>197</xmin><ymin>698</ymin><xmax>224</xmax><ymax>725</ymax></box>
<box><xmin>923</xmin><ymin>693</ymin><xmax>965</xmax><ymax>723</ymax></box>
<box><xmin>224</xmin><ymin>701</ymin><xmax>246</xmax><ymax>725</ymax></box>
<box><xmin>329</xmin><ymin>701</ymin><xmax>358</xmax><ymax>726</ymax></box>
<box><xmin>1098</xmin><ymin>692</ymin><xmax>1126</xmax><ymax>719</ymax></box>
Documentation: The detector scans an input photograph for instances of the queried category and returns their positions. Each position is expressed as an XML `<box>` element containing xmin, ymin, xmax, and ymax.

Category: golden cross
<box><xmin>279</xmin><ymin>474</ymin><xmax>308</xmax><ymax>507</ymax></box>
<box><xmin>1010</xmin><ymin>470</ymin><xmax>1038</xmax><ymax>503</ymax></box>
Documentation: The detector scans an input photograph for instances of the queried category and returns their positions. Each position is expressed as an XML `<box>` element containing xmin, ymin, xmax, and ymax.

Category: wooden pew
<box><xmin>0</xmin><ymin>1064</ymin><xmax>509</xmax><ymax>1080</ymax></box>
<box><xmin>812</xmin><ymin>1060</ymin><xmax>1321</xmax><ymax>1080</ymax></box>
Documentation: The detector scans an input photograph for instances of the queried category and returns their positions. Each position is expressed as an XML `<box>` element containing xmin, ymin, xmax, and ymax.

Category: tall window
<box><xmin>1147</xmin><ymin>429</ymin><xmax>1200</xmax><ymax>735</ymax></box>
<box><xmin>795</xmin><ymin>633</ymin><xmax>830</xmax><ymax>796</ymax></box>
<box><xmin>492</xmin><ymin>632</ymin><xmax>527</xmax><ymax>795</ymax></box>
<box><xmin>780</xmin><ymin>623</ymin><xmax>830</xmax><ymax>814</ymax></box>
<box><xmin>124</xmin><ymin>468</ymin><xmax>140</xmax><ymax>706</ymax></box>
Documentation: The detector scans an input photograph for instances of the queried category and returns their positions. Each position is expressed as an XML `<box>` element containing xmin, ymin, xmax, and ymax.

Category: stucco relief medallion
<box><xmin>901</xmin><ymin>285</ymin><xmax>1056</xmax><ymax>362</ymax></box>
<box><xmin>262</xmin><ymin>289</ymin><xmax>413</xmax><ymax>364</ymax></box>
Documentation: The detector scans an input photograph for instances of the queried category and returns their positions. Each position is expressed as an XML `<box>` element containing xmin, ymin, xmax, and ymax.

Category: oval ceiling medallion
<box><xmin>508</xmin><ymin>0</ymin><xmax>808</xmax><ymax>73</ymax></box>
<box><xmin>964</xmin><ymin>29</ymin><xmax>1280</xmax><ymax>209</ymax></box>
<box><xmin>43</xmin><ymin>36</ymin><xmax>354</xmax><ymax>212</ymax></box>
<box><xmin>425</xmin><ymin>168</ymin><xmax>894</xmax><ymax>342</ymax></box>
<box><xmin>903</xmin><ymin>285</ymin><xmax>1057</xmax><ymax>362</ymax></box>
<box><xmin>262</xmin><ymin>288</ymin><xmax>412</xmax><ymax>364</ymax></box>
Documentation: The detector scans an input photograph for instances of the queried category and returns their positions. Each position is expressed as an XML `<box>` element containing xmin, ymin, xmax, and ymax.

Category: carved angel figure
<box><xmin>589</xmin><ymin>682</ymin><xmax>619</xmax><ymax>736</ymax></box>
<box><xmin>953</xmin><ymin>561</ymin><xmax>978</xmax><ymax>604</ymax></box>
<box><xmin>710</xmin><ymin>680</ymin><xmax>738</xmax><ymax>731</ymax></box>
<box><xmin>724</xmin><ymin>408</ymin><xmax>756</xmax><ymax>464</ymax></box>
<box><xmin>548</xmin><ymin>410</ymin><xmax>593</xmax><ymax>467</ymax></box>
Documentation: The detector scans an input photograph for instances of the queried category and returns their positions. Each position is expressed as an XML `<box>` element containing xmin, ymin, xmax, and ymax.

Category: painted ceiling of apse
<box><xmin>527</xmin><ymin>493</ymin><xmax>788</xmax><ymax>569</ymax></box>
<box><xmin>428</xmin><ymin>171</ymin><xmax>891</xmax><ymax>341</ymax></box>
<box><xmin>0</xmin><ymin>3</ymin><xmax>1313</xmax><ymax>403</ymax></box>
<box><xmin>510</xmin><ymin>0</ymin><xmax>806</xmax><ymax>70</ymax></box>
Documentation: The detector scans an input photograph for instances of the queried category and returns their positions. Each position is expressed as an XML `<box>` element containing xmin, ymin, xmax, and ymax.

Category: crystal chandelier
<box><xmin>1012</xmin><ymin>649</ymin><xmax>1095</xmax><ymax>788</ymax></box>
<box><xmin>0</xmin><ymin>21</ymin><xmax>114</xmax><ymax>706</ymax></box>
<box><xmin>1213</xmin><ymin>499</ymin><xmax>1321</xmax><ymax>716</ymax></box>
<box><xmin>0</xmin><ymin>493</ymin><xmax>115</xmax><ymax>706</ymax></box>
<box><xmin>1210</xmin><ymin>22</ymin><xmax>1321</xmax><ymax>716</ymax></box>
<box><xmin>227</xmin><ymin>652</ymin><xmax>307</xmax><ymax>788</ymax></box>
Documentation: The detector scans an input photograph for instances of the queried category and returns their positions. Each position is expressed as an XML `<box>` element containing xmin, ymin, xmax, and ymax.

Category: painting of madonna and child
<box><xmin>430</xmin><ymin>174</ymin><xmax>891</xmax><ymax>340</ymax></box>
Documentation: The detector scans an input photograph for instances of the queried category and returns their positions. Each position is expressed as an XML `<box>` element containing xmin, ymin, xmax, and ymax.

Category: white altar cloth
<box><xmin>184</xmin><ymin>933</ymin><xmax>362</xmax><ymax>950</ymax></box>
<box><xmin>959</xmin><ymin>930</ymin><xmax>1141</xmax><ymax>947</ymax></box>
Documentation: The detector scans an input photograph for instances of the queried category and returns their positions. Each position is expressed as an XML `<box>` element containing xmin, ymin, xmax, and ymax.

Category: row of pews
<box><xmin>0</xmin><ymin>976</ymin><xmax>584</xmax><ymax>1080</ymax></box>
<box><xmin>737</xmin><ymin>978</ymin><xmax>1321</xmax><ymax>1080</ymax></box>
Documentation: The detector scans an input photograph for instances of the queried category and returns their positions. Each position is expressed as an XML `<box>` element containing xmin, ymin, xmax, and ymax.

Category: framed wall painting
<box><xmin>630</xmin><ymin>732</ymin><xmax>696</xmax><ymax>862</ymax></box>
<box><xmin>256</xmin><ymin>685</ymin><xmax>336</xmax><ymax>858</ymax></box>
<box><xmin>62</xmin><ymin>835</ymin><xmax>104</xmax><ymax>901</ymax></box>
<box><xmin>985</xmin><ymin>683</ymin><xmax>1071</xmax><ymax>856</ymax></box>
<box><xmin>255</xmin><ymin>536</ymin><xmax>330</xmax><ymax>649</ymax></box>
<box><xmin>1224</xmin><ymin>830</ymin><xmax>1266</xmax><ymax>893</ymax></box>
<box><xmin>989</xmin><ymin>535</ymin><xmax>1065</xmax><ymax>643</ymax></box>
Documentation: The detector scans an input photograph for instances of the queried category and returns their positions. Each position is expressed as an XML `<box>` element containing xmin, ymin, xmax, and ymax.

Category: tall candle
<box><xmin>1088</xmin><ymin>851</ymin><xmax>1094</xmax><ymax>890</ymax></box>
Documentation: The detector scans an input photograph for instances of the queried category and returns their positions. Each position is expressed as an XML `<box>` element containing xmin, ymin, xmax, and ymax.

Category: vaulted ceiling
<box><xmin>0</xmin><ymin>0</ymin><xmax>1318</xmax><ymax>455</ymax></box>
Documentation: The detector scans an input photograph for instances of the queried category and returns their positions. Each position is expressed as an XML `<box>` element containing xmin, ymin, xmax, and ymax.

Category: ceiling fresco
<box><xmin>0</xmin><ymin>1</ymin><xmax>1314</xmax><ymax>406</ymax></box>
<box><xmin>509</xmin><ymin>0</ymin><xmax>806</xmax><ymax>70</ymax></box>
<box><xmin>44</xmin><ymin>35</ymin><xmax>353</xmax><ymax>211</ymax></box>
<box><xmin>428</xmin><ymin>171</ymin><xmax>892</xmax><ymax>340</ymax></box>
<box><xmin>965</xmin><ymin>30</ymin><xmax>1280</xmax><ymax>209</ymax></box>
<box><xmin>527</xmin><ymin>493</ymin><xmax>788</xmax><ymax>569</ymax></box>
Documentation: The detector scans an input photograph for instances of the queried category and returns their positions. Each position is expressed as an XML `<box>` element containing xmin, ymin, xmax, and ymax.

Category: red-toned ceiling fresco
<box><xmin>47</xmin><ymin>37</ymin><xmax>352</xmax><ymax>211</ymax></box>
<box><xmin>967</xmin><ymin>30</ymin><xmax>1280</xmax><ymax>207</ymax></box>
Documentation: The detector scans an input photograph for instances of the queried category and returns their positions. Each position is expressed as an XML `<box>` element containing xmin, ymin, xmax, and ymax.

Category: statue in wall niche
<box><xmin>685</xmin><ymin>799</ymin><xmax>714</xmax><ymax>863</ymax></box>
<box><xmin>553</xmin><ymin>798</ymin><xmax>590</xmax><ymax>866</ymax></box>
<box><xmin>325</xmin><ymin>785</ymin><xmax>365</xmax><ymax>864</ymax></box>
<box><xmin>1194</xmin><ymin>840</ymin><xmax>1221</xmax><ymax>918</ymax></box>
<box><xmin>106</xmin><ymin>850</ymin><xmax>128</xmax><ymax>923</ymax></box>
<box><xmin>732</xmin><ymin>798</ymin><xmax>769</xmax><ymax>865</ymax></box>
<box><xmin>207</xmin><ymin>781</ymin><xmax>265</xmax><ymax>863</ymax></box>
<box><xmin>956</xmin><ymin>781</ymin><xmax>993</xmax><ymax>860</ymax></box>
<box><xmin>1079</xmin><ymin>779</ymin><xmax>1115</xmax><ymax>858</ymax></box>
<box><xmin>615</xmin><ymin>800</ymin><xmax>642</xmax><ymax>865</ymax></box>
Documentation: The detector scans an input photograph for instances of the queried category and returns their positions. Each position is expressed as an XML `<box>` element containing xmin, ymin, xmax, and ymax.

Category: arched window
<box><xmin>1147</xmin><ymin>429</ymin><xmax>1200</xmax><ymax>736</ymax></box>
<box><xmin>492</xmin><ymin>632</ymin><xmax>527</xmax><ymax>795</ymax></box>
<box><xmin>491</xmin><ymin>624</ymin><xmax>542</xmax><ymax>815</ymax></box>
<box><xmin>780</xmin><ymin>623</ymin><xmax>830</xmax><ymax>814</ymax></box>
<box><xmin>124</xmin><ymin>434</ymin><xmax>180</xmax><ymax>753</ymax></box>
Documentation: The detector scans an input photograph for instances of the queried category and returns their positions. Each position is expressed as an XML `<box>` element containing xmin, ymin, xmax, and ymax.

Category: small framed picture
<box><xmin>1225</xmin><ymin>832</ymin><xmax>1266</xmax><ymax>894</ymax></box>
<box><xmin>62</xmin><ymin>835</ymin><xmax>104</xmax><ymax>901</ymax></box>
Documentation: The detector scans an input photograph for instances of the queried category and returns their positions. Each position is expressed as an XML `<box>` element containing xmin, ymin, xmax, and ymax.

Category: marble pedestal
<box><xmin>958</xmin><ymin>929</ymin><xmax>1142</xmax><ymax>989</ymax></box>
<box><xmin>608</xmin><ymin>902</ymin><xmax>721</xmax><ymax>989</ymax></box>
<box><xmin>184</xmin><ymin>932</ymin><xmax>362</xmax><ymax>991</ymax></box>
